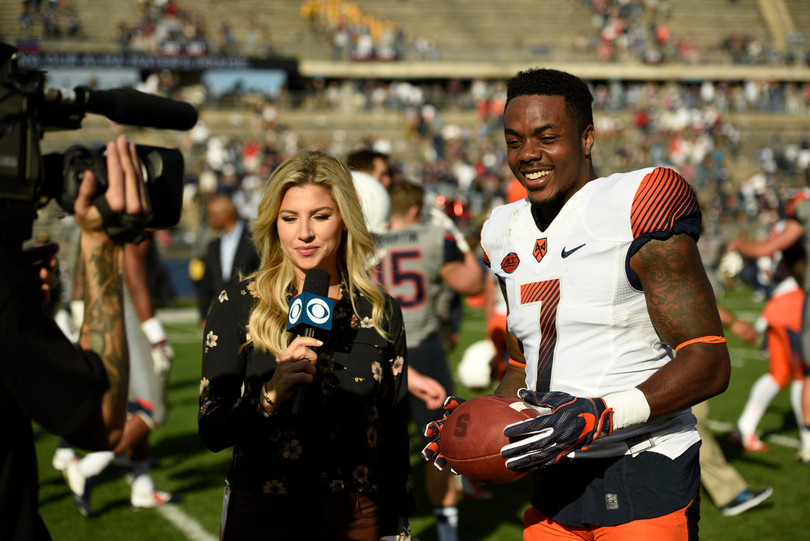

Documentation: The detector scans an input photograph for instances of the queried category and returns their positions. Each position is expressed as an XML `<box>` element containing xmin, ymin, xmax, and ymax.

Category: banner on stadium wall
<box><xmin>16</xmin><ymin>52</ymin><xmax>299</xmax><ymax>75</ymax></box>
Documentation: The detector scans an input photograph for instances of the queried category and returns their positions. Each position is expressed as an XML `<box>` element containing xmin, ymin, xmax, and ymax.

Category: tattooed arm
<box><xmin>66</xmin><ymin>135</ymin><xmax>151</xmax><ymax>450</ymax></box>
<box><xmin>630</xmin><ymin>234</ymin><xmax>731</xmax><ymax>419</ymax></box>
<box><xmin>70</xmin><ymin>237</ymin><xmax>127</xmax><ymax>450</ymax></box>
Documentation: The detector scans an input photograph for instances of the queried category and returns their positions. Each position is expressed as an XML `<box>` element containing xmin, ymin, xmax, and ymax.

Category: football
<box><xmin>439</xmin><ymin>394</ymin><xmax>539</xmax><ymax>483</ymax></box>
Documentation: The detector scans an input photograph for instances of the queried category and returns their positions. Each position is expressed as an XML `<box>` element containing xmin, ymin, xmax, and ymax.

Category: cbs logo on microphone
<box><xmin>287</xmin><ymin>292</ymin><xmax>335</xmax><ymax>331</ymax></box>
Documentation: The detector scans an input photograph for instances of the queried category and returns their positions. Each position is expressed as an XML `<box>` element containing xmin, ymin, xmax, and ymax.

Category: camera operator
<box><xmin>0</xmin><ymin>135</ymin><xmax>152</xmax><ymax>541</ymax></box>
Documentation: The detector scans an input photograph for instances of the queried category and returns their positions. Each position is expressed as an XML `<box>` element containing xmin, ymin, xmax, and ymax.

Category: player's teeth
<box><xmin>525</xmin><ymin>170</ymin><xmax>551</xmax><ymax>180</ymax></box>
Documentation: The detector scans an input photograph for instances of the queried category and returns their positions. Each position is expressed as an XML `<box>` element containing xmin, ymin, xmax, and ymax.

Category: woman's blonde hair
<box><xmin>246</xmin><ymin>150</ymin><xmax>391</xmax><ymax>356</ymax></box>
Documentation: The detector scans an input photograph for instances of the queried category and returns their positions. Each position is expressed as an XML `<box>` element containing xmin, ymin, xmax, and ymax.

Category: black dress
<box><xmin>198</xmin><ymin>279</ymin><xmax>413</xmax><ymax>529</ymax></box>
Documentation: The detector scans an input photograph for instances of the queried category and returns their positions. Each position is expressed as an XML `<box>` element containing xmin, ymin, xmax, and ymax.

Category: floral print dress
<box><xmin>198</xmin><ymin>279</ymin><xmax>412</xmax><ymax>517</ymax></box>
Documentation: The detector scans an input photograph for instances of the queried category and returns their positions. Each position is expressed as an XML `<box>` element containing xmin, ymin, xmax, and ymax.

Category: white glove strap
<box><xmin>604</xmin><ymin>388</ymin><xmax>651</xmax><ymax>431</ymax></box>
<box><xmin>455</xmin><ymin>236</ymin><xmax>471</xmax><ymax>254</ymax></box>
<box><xmin>141</xmin><ymin>316</ymin><xmax>167</xmax><ymax>344</ymax></box>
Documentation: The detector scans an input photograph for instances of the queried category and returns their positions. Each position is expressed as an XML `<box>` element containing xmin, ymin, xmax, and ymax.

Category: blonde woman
<box><xmin>199</xmin><ymin>150</ymin><xmax>413</xmax><ymax>540</ymax></box>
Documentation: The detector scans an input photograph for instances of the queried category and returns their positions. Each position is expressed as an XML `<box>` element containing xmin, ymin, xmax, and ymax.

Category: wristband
<box><xmin>455</xmin><ymin>235</ymin><xmax>471</xmax><ymax>254</ymax></box>
<box><xmin>141</xmin><ymin>316</ymin><xmax>167</xmax><ymax>344</ymax></box>
<box><xmin>70</xmin><ymin>299</ymin><xmax>85</xmax><ymax>329</ymax></box>
<box><xmin>604</xmin><ymin>388</ymin><xmax>650</xmax><ymax>431</ymax></box>
<box><xmin>674</xmin><ymin>335</ymin><xmax>726</xmax><ymax>352</ymax></box>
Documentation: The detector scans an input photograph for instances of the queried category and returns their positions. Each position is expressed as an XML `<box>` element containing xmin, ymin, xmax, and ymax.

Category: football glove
<box><xmin>150</xmin><ymin>341</ymin><xmax>175</xmax><ymax>376</ymax></box>
<box><xmin>141</xmin><ymin>316</ymin><xmax>174</xmax><ymax>376</ymax></box>
<box><xmin>500</xmin><ymin>389</ymin><xmax>613</xmax><ymax>471</ymax></box>
<box><xmin>421</xmin><ymin>396</ymin><xmax>465</xmax><ymax>473</ymax></box>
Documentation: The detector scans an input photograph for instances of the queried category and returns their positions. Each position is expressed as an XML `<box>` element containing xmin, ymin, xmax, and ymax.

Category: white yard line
<box><xmin>158</xmin><ymin>504</ymin><xmax>218</xmax><ymax>541</ymax></box>
<box><xmin>727</xmin><ymin>347</ymin><xmax>767</xmax><ymax>360</ymax></box>
<box><xmin>157</xmin><ymin>308</ymin><xmax>199</xmax><ymax>324</ymax></box>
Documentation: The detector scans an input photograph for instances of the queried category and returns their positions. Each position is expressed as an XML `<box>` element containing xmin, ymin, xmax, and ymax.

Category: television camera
<box><xmin>0</xmin><ymin>41</ymin><xmax>198</xmax><ymax>244</ymax></box>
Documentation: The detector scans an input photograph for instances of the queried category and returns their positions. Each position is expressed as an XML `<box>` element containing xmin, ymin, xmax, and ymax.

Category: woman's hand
<box><xmin>262</xmin><ymin>336</ymin><xmax>322</xmax><ymax>406</ymax></box>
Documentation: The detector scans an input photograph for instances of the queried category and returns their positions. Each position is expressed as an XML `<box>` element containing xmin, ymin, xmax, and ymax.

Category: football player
<box><xmin>425</xmin><ymin>68</ymin><xmax>731</xmax><ymax>539</ymax></box>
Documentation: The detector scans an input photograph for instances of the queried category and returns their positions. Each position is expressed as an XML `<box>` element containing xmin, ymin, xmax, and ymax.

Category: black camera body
<box><xmin>43</xmin><ymin>144</ymin><xmax>184</xmax><ymax>230</ymax></box>
<box><xmin>0</xmin><ymin>41</ymin><xmax>194</xmax><ymax>243</ymax></box>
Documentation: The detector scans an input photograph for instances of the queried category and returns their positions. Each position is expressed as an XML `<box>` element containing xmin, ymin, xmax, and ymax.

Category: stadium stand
<box><xmin>6</xmin><ymin>0</ymin><xmax>810</xmax><ymax>296</ymax></box>
<box><xmin>1</xmin><ymin>0</ymin><xmax>804</xmax><ymax>64</ymax></box>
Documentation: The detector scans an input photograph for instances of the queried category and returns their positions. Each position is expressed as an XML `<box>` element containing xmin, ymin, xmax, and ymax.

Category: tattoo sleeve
<box><xmin>78</xmin><ymin>240</ymin><xmax>128</xmax><ymax>428</ymax></box>
<box><xmin>631</xmin><ymin>234</ymin><xmax>723</xmax><ymax>348</ymax></box>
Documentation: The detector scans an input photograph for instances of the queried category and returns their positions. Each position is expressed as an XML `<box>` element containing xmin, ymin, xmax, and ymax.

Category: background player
<box><xmin>58</xmin><ymin>237</ymin><xmax>179</xmax><ymax>515</ymax></box>
<box><xmin>695</xmin><ymin>303</ymin><xmax>773</xmax><ymax>516</ymax></box>
<box><xmin>377</xmin><ymin>180</ymin><xmax>483</xmax><ymax>541</ymax></box>
<box><xmin>349</xmin><ymin>166</ymin><xmax>448</xmax><ymax>412</ymax></box>
<box><xmin>728</xmin><ymin>202</ymin><xmax>810</xmax><ymax>464</ymax></box>
<box><xmin>347</xmin><ymin>148</ymin><xmax>393</xmax><ymax>189</ymax></box>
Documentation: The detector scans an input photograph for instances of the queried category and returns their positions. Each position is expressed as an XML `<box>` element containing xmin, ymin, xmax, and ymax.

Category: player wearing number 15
<box><xmin>377</xmin><ymin>181</ymin><xmax>483</xmax><ymax>541</ymax></box>
<box><xmin>425</xmin><ymin>68</ymin><xmax>731</xmax><ymax>539</ymax></box>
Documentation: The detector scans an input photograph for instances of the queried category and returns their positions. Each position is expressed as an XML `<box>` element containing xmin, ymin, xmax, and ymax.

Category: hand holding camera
<box><xmin>74</xmin><ymin>135</ymin><xmax>152</xmax><ymax>245</ymax></box>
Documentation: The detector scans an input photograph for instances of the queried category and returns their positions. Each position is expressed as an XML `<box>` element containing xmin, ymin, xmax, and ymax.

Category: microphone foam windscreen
<box><xmin>302</xmin><ymin>268</ymin><xmax>331</xmax><ymax>298</ymax></box>
<box><xmin>108</xmin><ymin>88</ymin><xmax>198</xmax><ymax>130</ymax></box>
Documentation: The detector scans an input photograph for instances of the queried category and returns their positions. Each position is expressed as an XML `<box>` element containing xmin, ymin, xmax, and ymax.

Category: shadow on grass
<box><xmin>717</xmin><ymin>433</ymin><xmax>783</xmax><ymax>470</ymax></box>
<box><xmin>407</xmin><ymin>434</ymin><xmax>529</xmax><ymax>541</ymax></box>
<box><xmin>37</xmin><ymin>464</ymin><xmax>135</xmax><ymax>514</ymax></box>
<box><xmin>150</xmin><ymin>432</ymin><xmax>231</xmax><ymax>494</ymax></box>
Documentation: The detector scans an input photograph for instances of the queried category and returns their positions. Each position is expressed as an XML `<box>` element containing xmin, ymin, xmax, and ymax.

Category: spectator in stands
<box><xmin>19</xmin><ymin>2</ymin><xmax>33</xmax><ymax>38</ymax></box>
<box><xmin>67</xmin><ymin>14</ymin><xmax>81</xmax><ymax>37</ymax></box>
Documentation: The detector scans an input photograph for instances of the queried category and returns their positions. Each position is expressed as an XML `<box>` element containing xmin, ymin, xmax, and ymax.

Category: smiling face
<box><xmin>504</xmin><ymin>94</ymin><xmax>595</xmax><ymax>219</ymax></box>
<box><xmin>277</xmin><ymin>183</ymin><xmax>345</xmax><ymax>280</ymax></box>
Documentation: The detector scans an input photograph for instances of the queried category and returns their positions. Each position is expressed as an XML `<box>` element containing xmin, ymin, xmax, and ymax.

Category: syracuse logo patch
<box><xmin>501</xmin><ymin>252</ymin><xmax>520</xmax><ymax>273</ymax></box>
<box><xmin>533</xmin><ymin>238</ymin><xmax>548</xmax><ymax>263</ymax></box>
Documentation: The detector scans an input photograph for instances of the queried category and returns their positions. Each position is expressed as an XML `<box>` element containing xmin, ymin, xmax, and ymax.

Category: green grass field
<box><xmin>34</xmin><ymin>287</ymin><xmax>810</xmax><ymax>540</ymax></box>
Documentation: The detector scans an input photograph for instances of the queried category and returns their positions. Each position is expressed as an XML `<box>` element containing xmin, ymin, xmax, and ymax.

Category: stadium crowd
<box><xmin>579</xmin><ymin>0</ymin><xmax>803</xmax><ymax>65</ymax></box>
<box><xmin>171</xmin><ymin>75</ymin><xmax>810</xmax><ymax>247</ymax></box>
<box><xmin>18</xmin><ymin>0</ymin><xmax>81</xmax><ymax>40</ymax></box>
<box><xmin>13</xmin><ymin>0</ymin><xmax>810</xmax><ymax>65</ymax></box>
<box><xmin>299</xmin><ymin>0</ymin><xmax>404</xmax><ymax>61</ymax></box>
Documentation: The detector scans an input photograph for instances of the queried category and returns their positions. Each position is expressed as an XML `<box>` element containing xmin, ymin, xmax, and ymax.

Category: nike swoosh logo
<box><xmin>561</xmin><ymin>243</ymin><xmax>586</xmax><ymax>258</ymax></box>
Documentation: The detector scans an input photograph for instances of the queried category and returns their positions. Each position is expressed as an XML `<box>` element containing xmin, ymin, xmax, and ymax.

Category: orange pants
<box><xmin>523</xmin><ymin>495</ymin><xmax>699</xmax><ymax>541</ymax></box>
<box><xmin>761</xmin><ymin>286</ymin><xmax>805</xmax><ymax>387</ymax></box>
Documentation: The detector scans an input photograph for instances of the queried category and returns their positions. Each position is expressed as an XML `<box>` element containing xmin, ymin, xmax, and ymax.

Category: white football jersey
<box><xmin>481</xmin><ymin>167</ymin><xmax>703</xmax><ymax>459</ymax></box>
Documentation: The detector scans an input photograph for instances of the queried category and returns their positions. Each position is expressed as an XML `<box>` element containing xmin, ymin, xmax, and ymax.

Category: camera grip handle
<box><xmin>92</xmin><ymin>195</ymin><xmax>153</xmax><ymax>244</ymax></box>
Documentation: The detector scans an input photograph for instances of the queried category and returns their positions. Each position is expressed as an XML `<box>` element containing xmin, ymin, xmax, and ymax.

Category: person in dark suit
<box><xmin>197</xmin><ymin>195</ymin><xmax>261</xmax><ymax>326</ymax></box>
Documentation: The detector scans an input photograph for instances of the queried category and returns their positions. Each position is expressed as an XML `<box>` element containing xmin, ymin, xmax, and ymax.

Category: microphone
<box><xmin>286</xmin><ymin>269</ymin><xmax>334</xmax><ymax>414</ymax></box>
<box><xmin>53</xmin><ymin>86</ymin><xmax>198</xmax><ymax>130</ymax></box>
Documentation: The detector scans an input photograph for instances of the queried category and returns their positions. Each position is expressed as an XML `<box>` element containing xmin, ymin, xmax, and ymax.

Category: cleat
<box><xmin>52</xmin><ymin>448</ymin><xmax>78</xmax><ymax>471</ymax></box>
<box><xmin>719</xmin><ymin>487</ymin><xmax>773</xmax><ymax>516</ymax></box>
<box><xmin>795</xmin><ymin>447</ymin><xmax>810</xmax><ymax>465</ymax></box>
<box><xmin>729</xmin><ymin>428</ymin><xmax>769</xmax><ymax>452</ymax></box>
<box><xmin>131</xmin><ymin>489</ymin><xmax>181</xmax><ymax>509</ymax></box>
<box><xmin>62</xmin><ymin>459</ymin><xmax>94</xmax><ymax>518</ymax></box>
